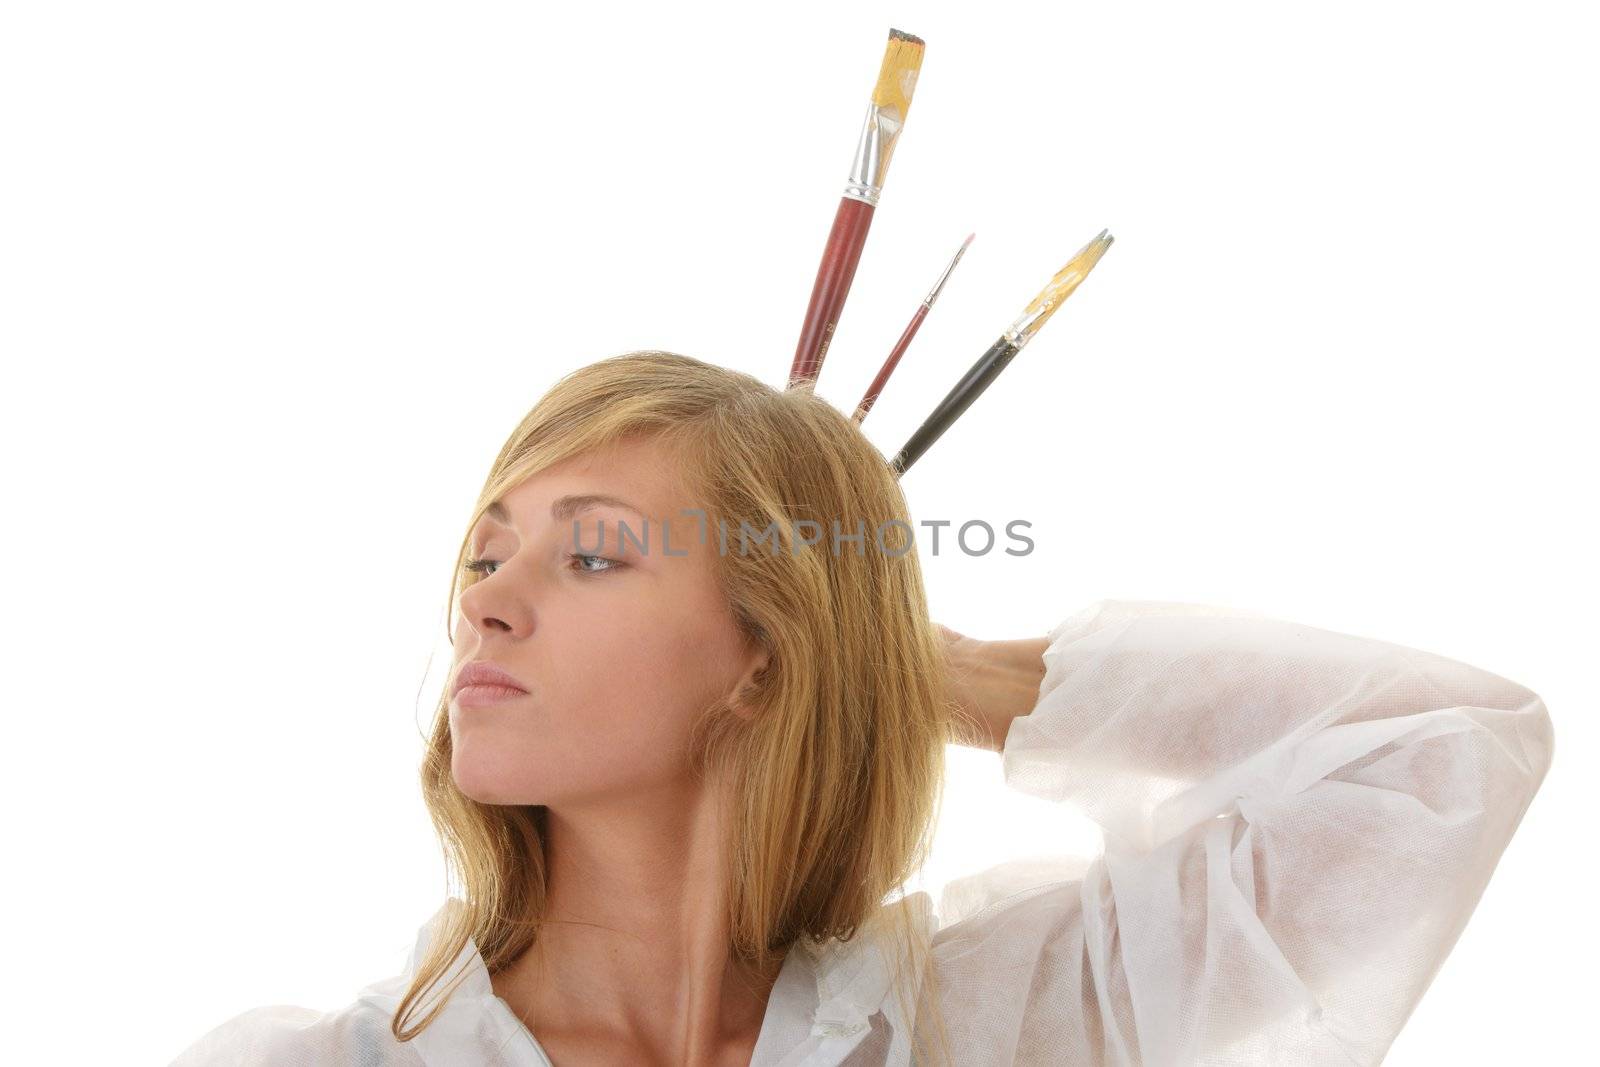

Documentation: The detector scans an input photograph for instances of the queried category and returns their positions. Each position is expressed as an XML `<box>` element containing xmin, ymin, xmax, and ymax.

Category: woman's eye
<box><xmin>569</xmin><ymin>553</ymin><xmax>622</xmax><ymax>575</ymax></box>
<box><xmin>464</xmin><ymin>554</ymin><xmax>622</xmax><ymax>578</ymax></box>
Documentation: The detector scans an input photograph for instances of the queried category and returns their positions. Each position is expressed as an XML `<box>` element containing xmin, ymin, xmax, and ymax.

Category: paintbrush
<box><xmin>890</xmin><ymin>229</ymin><xmax>1114</xmax><ymax>476</ymax></box>
<box><xmin>853</xmin><ymin>232</ymin><xmax>974</xmax><ymax>423</ymax></box>
<box><xmin>788</xmin><ymin>27</ymin><xmax>926</xmax><ymax>390</ymax></box>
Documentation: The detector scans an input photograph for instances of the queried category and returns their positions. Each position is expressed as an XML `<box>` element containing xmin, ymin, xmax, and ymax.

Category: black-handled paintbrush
<box><xmin>890</xmin><ymin>229</ymin><xmax>1114</xmax><ymax>476</ymax></box>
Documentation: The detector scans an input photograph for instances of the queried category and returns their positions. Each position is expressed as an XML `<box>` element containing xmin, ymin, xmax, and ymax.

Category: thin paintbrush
<box><xmin>890</xmin><ymin>229</ymin><xmax>1114</xmax><ymax>477</ymax></box>
<box><xmin>853</xmin><ymin>232</ymin><xmax>974</xmax><ymax>424</ymax></box>
<box><xmin>789</xmin><ymin>27</ymin><xmax>926</xmax><ymax>389</ymax></box>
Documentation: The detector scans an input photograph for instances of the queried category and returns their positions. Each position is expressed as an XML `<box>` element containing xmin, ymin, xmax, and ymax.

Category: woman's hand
<box><xmin>937</xmin><ymin>623</ymin><xmax>1051</xmax><ymax>752</ymax></box>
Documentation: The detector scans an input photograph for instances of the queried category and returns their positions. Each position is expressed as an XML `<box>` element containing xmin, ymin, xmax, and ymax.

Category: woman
<box><xmin>171</xmin><ymin>351</ymin><xmax>1554</xmax><ymax>1066</ymax></box>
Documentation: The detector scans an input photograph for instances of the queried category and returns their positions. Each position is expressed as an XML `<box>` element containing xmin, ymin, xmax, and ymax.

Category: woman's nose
<box><xmin>457</xmin><ymin>569</ymin><xmax>535</xmax><ymax>637</ymax></box>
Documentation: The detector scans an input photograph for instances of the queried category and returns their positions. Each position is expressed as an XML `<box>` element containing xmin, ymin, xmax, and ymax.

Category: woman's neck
<box><xmin>491</xmin><ymin>782</ymin><xmax>783</xmax><ymax>1064</ymax></box>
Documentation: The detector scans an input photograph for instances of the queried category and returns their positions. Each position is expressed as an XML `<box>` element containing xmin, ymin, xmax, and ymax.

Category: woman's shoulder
<box><xmin>169</xmin><ymin>997</ymin><xmax>421</xmax><ymax>1066</ymax></box>
<box><xmin>169</xmin><ymin>901</ymin><xmax>551</xmax><ymax>1067</ymax></box>
<box><xmin>169</xmin><ymin>902</ymin><xmax>465</xmax><ymax>1066</ymax></box>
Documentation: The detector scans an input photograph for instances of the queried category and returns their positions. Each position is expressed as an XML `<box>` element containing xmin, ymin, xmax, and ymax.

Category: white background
<box><xmin>3</xmin><ymin>1</ymin><xmax>1594</xmax><ymax>1063</ymax></box>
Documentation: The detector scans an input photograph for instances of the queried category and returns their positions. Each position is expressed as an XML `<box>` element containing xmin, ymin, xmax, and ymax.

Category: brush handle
<box><xmin>853</xmin><ymin>302</ymin><xmax>929</xmax><ymax>422</ymax></box>
<box><xmin>890</xmin><ymin>335</ymin><xmax>1021</xmax><ymax>476</ymax></box>
<box><xmin>789</xmin><ymin>196</ymin><xmax>877</xmax><ymax>388</ymax></box>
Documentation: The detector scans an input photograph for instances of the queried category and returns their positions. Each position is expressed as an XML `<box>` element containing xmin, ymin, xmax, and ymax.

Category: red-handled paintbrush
<box><xmin>853</xmin><ymin>232</ymin><xmax>974</xmax><ymax>423</ymax></box>
<box><xmin>788</xmin><ymin>28</ymin><xmax>926</xmax><ymax>390</ymax></box>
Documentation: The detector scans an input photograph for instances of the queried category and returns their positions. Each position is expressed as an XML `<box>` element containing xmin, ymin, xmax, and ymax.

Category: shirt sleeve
<box><xmin>923</xmin><ymin>598</ymin><xmax>1554</xmax><ymax>1066</ymax></box>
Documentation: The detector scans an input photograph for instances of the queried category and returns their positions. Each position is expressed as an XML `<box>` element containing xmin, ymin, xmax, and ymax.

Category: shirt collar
<box><xmin>362</xmin><ymin>893</ymin><xmax>937</xmax><ymax>1066</ymax></box>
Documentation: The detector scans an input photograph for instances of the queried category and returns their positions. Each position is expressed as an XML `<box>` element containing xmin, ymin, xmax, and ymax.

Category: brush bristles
<box><xmin>864</xmin><ymin>28</ymin><xmax>925</xmax><ymax>187</ymax></box>
<box><xmin>1015</xmin><ymin>230</ymin><xmax>1115</xmax><ymax>342</ymax></box>
<box><xmin>872</xmin><ymin>28</ymin><xmax>925</xmax><ymax>115</ymax></box>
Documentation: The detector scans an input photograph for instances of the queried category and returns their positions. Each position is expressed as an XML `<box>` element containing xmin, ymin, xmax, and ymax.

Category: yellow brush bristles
<box><xmin>1015</xmin><ymin>229</ymin><xmax>1115</xmax><ymax>343</ymax></box>
<box><xmin>870</xmin><ymin>27</ymin><xmax>925</xmax><ymax>182</ymax></box>
<box><xmin>873</xmin><ymin>28</ymin><xmax>925</xmax><ymax>113</ymax></box>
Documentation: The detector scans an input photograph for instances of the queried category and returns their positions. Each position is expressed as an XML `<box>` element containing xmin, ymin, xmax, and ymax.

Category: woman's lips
<box><xmin>451</xmin><ymin>659</ymin><xmax>529</xmax><ymax>707</ymax></box>
<box><xmin>454</xmin><ymin>683</ymin><xmax>529</xmax><ymax>708</ymax></box>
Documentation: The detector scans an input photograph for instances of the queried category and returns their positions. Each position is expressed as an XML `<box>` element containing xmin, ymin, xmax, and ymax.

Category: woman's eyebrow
<box><xmin>484</xmin><ymin>494</ymin><xmax>647</xmax><ymax>526</ymax></box>
<box><xmin>551</xmin><ymin>493</ymin><xmax>648</xmax><ymax>523</ymax></box>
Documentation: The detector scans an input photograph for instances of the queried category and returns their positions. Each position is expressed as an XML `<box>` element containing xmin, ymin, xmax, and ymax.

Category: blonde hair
<box><xmin>393</xmin><ymin>351</ymin><xmax>979</xmax><ymax>1062</ymax></box>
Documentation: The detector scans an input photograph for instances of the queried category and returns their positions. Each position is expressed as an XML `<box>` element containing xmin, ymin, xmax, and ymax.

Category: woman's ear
<box><xmin>728</xmin><ymin>645</ymin><xmax>771</xmax><ymax>720</ymax></box>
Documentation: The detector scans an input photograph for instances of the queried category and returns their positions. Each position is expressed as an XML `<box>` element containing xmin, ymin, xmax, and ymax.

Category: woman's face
<box><xmin>448</xmin><ymin>434</ymin><xmax>767</xmax><ymax>807</ymax></box>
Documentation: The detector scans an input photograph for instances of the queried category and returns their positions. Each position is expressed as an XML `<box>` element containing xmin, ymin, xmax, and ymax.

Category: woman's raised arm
<box><xmin>925</xmin><ymin>599</ymin><xmax>1554</xmax><ymax>1064</ymax></box>
<box><xmin>938</xmin><ymin>623</ymin><xmax>1049</xmax><ymax>752</ymax></box>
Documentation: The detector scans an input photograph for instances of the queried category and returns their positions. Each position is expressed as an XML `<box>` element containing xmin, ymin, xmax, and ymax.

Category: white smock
<box><xmin>170</xmin><ymin>598</ymin><xmax>1554</xmax><ymax>1066</ymax></box>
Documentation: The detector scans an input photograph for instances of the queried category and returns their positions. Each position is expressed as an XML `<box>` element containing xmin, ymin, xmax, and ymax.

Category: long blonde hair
<box><xmin>393</xmin><ymin>350</ymin><xmax>978</xmax><ymax>1062</ymax></box>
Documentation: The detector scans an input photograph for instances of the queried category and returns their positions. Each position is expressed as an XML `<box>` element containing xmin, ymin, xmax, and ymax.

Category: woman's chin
<box><xmin>449</xmin><ymin>752</ymin><xmax>548</xmax><ymax>807</ymax></box>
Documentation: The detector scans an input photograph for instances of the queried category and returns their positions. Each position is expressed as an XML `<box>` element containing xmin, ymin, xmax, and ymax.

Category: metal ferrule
<box><xmin>1002</xmin><ymin>308</ymin><xmax>1046</xmax><ymax>348</ymax></box>
<box><xmin>842</xmin><ymin>101</ymin><xmax>892</xmax><ymax>206</ymax></box>
<box><xmin>923</xmin><ymin>253</ymin><xmax>960</xmax><ymax>306</ymax></box>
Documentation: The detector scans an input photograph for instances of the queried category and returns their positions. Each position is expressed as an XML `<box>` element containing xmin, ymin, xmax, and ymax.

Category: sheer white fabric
<box><xmin>170</xmin><ymin>598</ymin><xmax>1553</xmax><ymax>1066</ymax></box>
